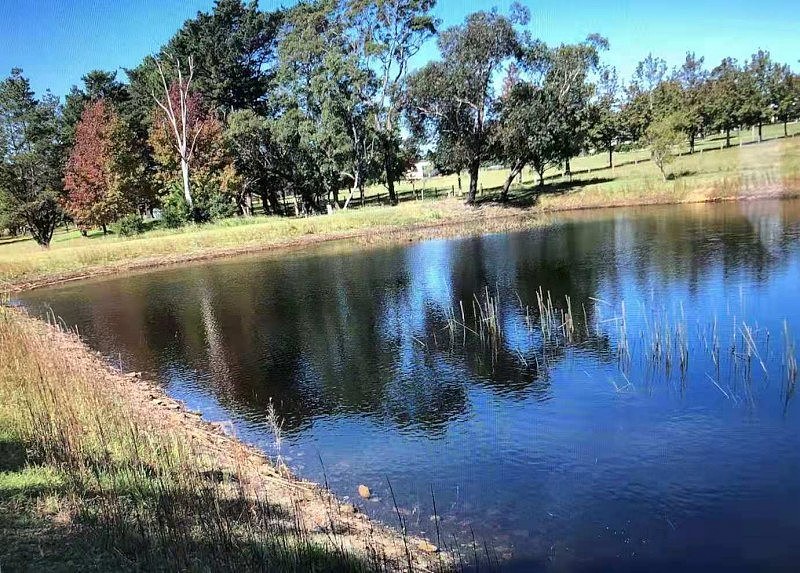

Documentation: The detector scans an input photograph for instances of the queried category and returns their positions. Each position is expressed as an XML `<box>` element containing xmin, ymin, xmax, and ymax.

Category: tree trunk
<box><xmin>538</xmin><ymin>169</ymin><xmax>545</xmax><ymax>188</ymax></box>
<box><xmin>758</xmin><ymin>123</ymin><xmax>763</xmax><ymax>142</ymax></box>
<box><xmin>260</xmin><ymin>190</ymin><xmax>270</xmax><ymax>215</ymax></box>
<box><xmin>608</xmin><ymin>147</ymin><xmax>614</xmax><ymax>169</ymax></box>
<box><xmin>457</xmin><ymin>172</ymin><xmax>462</xmax><ymax>192</ymax></box>
<box><xmin>384</xmin><ymin>145</ymin><xmax>397</xmax><ymax>206</ymax></box>
<box><xmin>725</xmin><ymin>128</ymin><xmax>731</xmax><ymax>148</ymax></box>
<box><xmin>689</xmin><ymin>133</ymin><xmax>695</xmax><ymax>154</ymax></box>
<box><xmin>466</xmin><ymin>160</ymin><xmax>480</xmax><ymax>205</ymax></box>
<box><xmin>101</xmin><ymin>223</ymin><xmax>108</xmax><ymax>235</ymax></box>
<box><xmin>784</xmin><ymin>121</ymin><xmax>788</xmax><ymax>137</ymax></box>
<box><xmin>180</xmin><ymin>158</ymin><xmax>193</xmax><ymax>210</ymax></box>
<box><xmin>500</xmin><ymin>165</ymin><xmax>522</xmax><ymax>203</ymax></box>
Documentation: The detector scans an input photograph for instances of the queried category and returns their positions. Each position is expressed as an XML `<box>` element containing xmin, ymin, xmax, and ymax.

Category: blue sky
<box><xmin>1</xmin><ymin>0</ymin><xmax>798</xmax><ymax>99</ymax></box>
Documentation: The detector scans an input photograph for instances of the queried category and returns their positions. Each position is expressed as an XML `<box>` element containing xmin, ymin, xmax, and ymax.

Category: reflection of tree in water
<box><xmin>28</xmin><ymin>200</ymin><xmax>800</xmax><ymax>437</ymax></box>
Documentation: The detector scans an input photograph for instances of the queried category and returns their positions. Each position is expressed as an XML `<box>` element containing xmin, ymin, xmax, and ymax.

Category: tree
<box><xmin>644</xmin><ymin>113</ymin><xmax>683</xmax><ymax>181</ymax></box>
<box><xmin>773</xmin><ymin>66</ymin><xmax>800</xmax><ymax>136</ymax></box>
<box><xmin>493</xmin><ymin>35</ymin><xmax>603</xmax><ymax>200</ymax></box>
<box><xmin>620</xmin><ymin>54</ymin><xmax>667</xmax><ymax>143</ymax></box>
<box><xmin>406</xmin><ymin>9</ymin><xmax>523</xmax><ymax>204</ymax></box>
<box><xmin>673</xmin><ymin>52</ymin><xmax>707</xmax><ymax>152</ymax></box>
<box><xmin>543</xmin><ymin>36</ymin><xmax>606</xmax><ymax>175</ymax></box>
<box><xmin>745</xmin><ymin>50</ymin><xmax>774</xmax><ymax>142</ymax></box>
<box><xmin>128</xmin><ymin>0</ymin><xmax>281</xmax><ymax>115</ymax></box>
<box><xmin>63</xmin><ymin>70</ymin><xmax>129</xmax><ymax>146</ymax></box>
<box><xmin>348</xmin><ymin>0</ymin><xmax>437</xmax><ymax>205</ymax></box>
<box><xmin>149</xmin><ymin>79</ymin><xmax>225</xmax><ymax>214</ymax></box>
<box><xmin>588</xmin><ymin>66</ymin><xmax>622</xmax><ymax>168</ymax></box>
<box><xmin>494</xmin><ymin>81</ymin><xmax>558</xmax><ymax>197</ymax></box>
<box><xmin>262</xmin><ymin>0</ymin><xmax>386</xmax><ymax>214</ymax></box>
<box><xmin>223</xmin><ymin>109</ymin><xmax>276</xmax><ymax>214</ymax></box>
<box><xmin>707</xmin><ymin>58</ymin><xmax>745</xmax><ymax>148</ymax></box>
<box><xmin>430</xmin><ymin>133</ymin><xmax>470</xmax><ymax>192</ymax></box>
<box><xmin>150</xmin><ymin>56</ymin><xmax>206</xmax><ymax>212</ymax></box>
<box><xmin>63</xmin><ymin>99</ymin><xmax>133</xmax><ymax>233</ymax></box>
<box><xmin>0</xmin><ymin>69</ymin><xmax>64</xmax><ymax>247</ymax></box>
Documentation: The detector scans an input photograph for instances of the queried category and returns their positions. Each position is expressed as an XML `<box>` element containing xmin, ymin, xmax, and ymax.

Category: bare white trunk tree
<box><xmin>151</xmin><ymin>56</ymin><xmax>202</xmax><ymax>210</ymax></box>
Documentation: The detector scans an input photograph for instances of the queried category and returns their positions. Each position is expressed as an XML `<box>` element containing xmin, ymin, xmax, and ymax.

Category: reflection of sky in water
<box><xmin>17</xmin><ymin>200</ymin><xmax>800</xmax><ymax>571</ymax></box>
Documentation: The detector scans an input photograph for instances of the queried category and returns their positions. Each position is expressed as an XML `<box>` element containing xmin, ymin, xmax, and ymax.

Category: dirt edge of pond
<box><xmin>5</xmin><ymin>185</ymin><xmax>799</xmax><ymax>294</ymax></box>
<box><xmin>5</xmin><ymin>308</ymin><xmax>449</xmax><ymax>572</ymax></box>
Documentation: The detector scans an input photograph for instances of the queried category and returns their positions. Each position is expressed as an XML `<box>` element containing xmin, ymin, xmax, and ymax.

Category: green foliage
<box><xmin>347</xmin><ymin>0</ymin><xmax>438</xmax><ymax>203</ymax></box>
<box><xmin>493</xmin><ymin>35</ymin><xmax>604</xmax><ymax>197</ymax></box>
<box><xmin>406</xmin><ymin>9</ymin><xmax>523</xmax><ymax>203</ymax></box>
<box><xmin>644</xmin><ymin>114</ymin><xmax>685</xmax><ymax>181</ymax></box>
<box><xmin>0</xmin><ymin>69</ymin><xmax>64</xmax><ymax>247</ymax></box>
<box><xmin>160</xmin><ymin>186</ymin><xmax>190</xmax><ymax>228</ymax></box>
<box><xmin>115</xmin><ymin>213</ymin><xmax>145</xmax><ymax>236</ymax></box>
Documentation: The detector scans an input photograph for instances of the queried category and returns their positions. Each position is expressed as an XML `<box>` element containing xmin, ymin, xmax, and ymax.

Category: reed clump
<box><xmin>0</xmin><ymin>307</ymin><xmax>449</xmax><ymax>572</ymax></box>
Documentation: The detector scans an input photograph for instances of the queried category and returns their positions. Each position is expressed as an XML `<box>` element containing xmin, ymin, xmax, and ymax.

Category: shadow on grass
<box><xmin>0</xmin><ymin>443</ymin><xmax>391</xmax><ymax>572</ymax></box>
<box><xmin>471</xmin><ymin>177</ymin><xmax>616</xmax><ymax>209</ymax></box>
<box><xmin>0</xmin><ymin>436</ymin><xmax>27</xmax><ymax>473</ymax></box>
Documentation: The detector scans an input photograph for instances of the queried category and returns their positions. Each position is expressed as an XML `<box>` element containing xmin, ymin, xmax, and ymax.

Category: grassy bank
<box><xmin>2</xmin><ymin>134</ymin><xmax>799</xmax><ymax>291</ymax></box>
<box><xmin>0</xmin><ymin>307</ymin><xmax>447</xmax><ymax>572</ymax></box>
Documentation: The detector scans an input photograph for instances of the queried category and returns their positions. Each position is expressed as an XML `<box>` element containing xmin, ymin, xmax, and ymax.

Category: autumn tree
<box><xmin>63</xmin><ymin>70</ymin><xmax>129</xmax><ymax>146</ymax></box>
<box><xmin>150</xmin><ymin>56</ymin><xmax>223</xmax><ymax>215</ymax></box>
<box><xmin>63</xmin><ymin>99</ymin><xmax>135</xmax><ymax>233</ymax></box>
<box><xmin>149</xmin><ymin>78</ymin><xmax>225</xmax><ymax>219</ymax></box>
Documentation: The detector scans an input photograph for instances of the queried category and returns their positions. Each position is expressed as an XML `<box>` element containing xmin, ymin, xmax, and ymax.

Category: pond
<box><xmin>18</xmin><ymin>199</ymin><xmax>800</xmax><ymax>571</ymax></box>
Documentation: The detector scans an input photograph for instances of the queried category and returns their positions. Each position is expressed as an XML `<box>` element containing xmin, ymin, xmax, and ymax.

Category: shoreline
<box><xmin>1</xmin><ymin>308</ymin><xmax>447</xmax><ymax>571</ymax></box>
<box><xmin>5</xmin><ymin>184</ymin><xmax>800</xmax><ymax>294</ymax></box>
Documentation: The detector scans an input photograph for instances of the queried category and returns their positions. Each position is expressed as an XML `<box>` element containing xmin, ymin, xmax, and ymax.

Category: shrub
<box><xmin>160</xmin><ymin>186</ymin><xmax>190</xmax><ymax>229</ymax></box>
<box><xmin>115</xmin><ymin>213</ymin><xmax>144</xmax><ymax>236</ymax></box>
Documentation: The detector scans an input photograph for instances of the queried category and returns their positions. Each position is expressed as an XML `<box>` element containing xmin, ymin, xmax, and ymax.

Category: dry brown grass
<box><xmin>0</xmin><ymin>306</ymin><xmax>450</xmax><ymax>572</ymax></box>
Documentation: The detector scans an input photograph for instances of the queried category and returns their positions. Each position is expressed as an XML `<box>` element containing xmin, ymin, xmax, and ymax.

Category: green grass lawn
<box><xmin>2</xmin><ymin>125</ymin><xmax>799</xmax><ymax>290</ymax></box>
<box><xmin>361</xmin><ymin>121</ymin><xmax>800</xmax><ymax>199</ymax></box>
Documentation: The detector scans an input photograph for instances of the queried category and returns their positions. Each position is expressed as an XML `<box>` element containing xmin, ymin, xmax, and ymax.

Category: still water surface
<box><xmin>20</xmin><ymin>200</ymin><xmax>800</xmax><ymax>571</ymax></box>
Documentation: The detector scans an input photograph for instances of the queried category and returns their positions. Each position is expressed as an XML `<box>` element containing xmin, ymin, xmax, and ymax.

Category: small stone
<box><xmin>339</xmin><ymin>503</ymin><xmax>356</xmax><ymax>514</ymax></box>
<box><xmin>417</xmin><ymin>540</ymin><xmax>438</xmax><ymax>553</ymax></box>
<box><xmin>357</xmin><ymin>484</ymin><xmax>371</xmax><ymax>499</ymax></box>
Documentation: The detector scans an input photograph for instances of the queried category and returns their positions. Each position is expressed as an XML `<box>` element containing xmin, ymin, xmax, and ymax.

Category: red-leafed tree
<box><xmin>150</xmin><ymin>57</ymin><xmax>225</xmax><ymax>215</ymax></box>
<box><xmin>63</xmin><ymin>99</ymin><xmax>132</xmax><ymax>233</ymax></box>
<box><xmin>149</xmin><ymin>74</ymin><xmax>226</xmax><ymax>220</ymax></box>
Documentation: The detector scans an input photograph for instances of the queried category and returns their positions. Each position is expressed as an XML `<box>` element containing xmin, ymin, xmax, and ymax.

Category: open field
<box><xmin>363</xmin><ymin>121</ymin><xmax>800</xmax><ymax>200</ymax></box>
<box><xmin>0</xmin><ymin>307</ymin><xmax>447</xmax><ymax>571</ymax></box>
<box><xmin>2</xmin><ymin>131</ymin><xmax>799</xmax><ymax>292</ymax></box>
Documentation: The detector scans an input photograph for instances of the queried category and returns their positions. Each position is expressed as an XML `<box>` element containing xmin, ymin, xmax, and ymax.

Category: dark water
<box><xmin>18</xmin><ymin>200</ymin><xmax>800</xmax><ymax>571</ymax></box>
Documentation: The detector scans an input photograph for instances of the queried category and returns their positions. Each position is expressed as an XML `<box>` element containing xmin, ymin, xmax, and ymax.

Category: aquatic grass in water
<box><xmin>440</xmin><ymin>286</ymin><xmax>799</xmax><ymax>409</ymax></box>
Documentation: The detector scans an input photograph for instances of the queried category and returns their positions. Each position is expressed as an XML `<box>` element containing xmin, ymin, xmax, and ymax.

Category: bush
<box><xmin>160</xmin><ymin>186</ymin><xmax>190</xmax><ymax>229</ymax></box>
<box><xmin>192</xmin><ymin>178</ymin><xmax>237</xmax><ymax>222</ymax></box>
<box><xmin>115</xmin><ymin>214</ymin><xmax>144</xmax><ymax>237</ymax></box>
<box><xmin>158</xmin><ymin>180</ymin><xmax>238</xmax><ymax>228</ymax></box>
